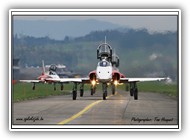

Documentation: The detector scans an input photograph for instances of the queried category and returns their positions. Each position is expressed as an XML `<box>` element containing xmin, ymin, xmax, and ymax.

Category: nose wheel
<box><xmin>102</xmin><ymin>83</ymin><xmax>108</xmax><ymax>100</ymax></box>
<box><xmin>112</xmin><ymin>84</ymin><xmax>115</xmax><ymax>95</ymax></box>
<box><xmin>53</xmin><ymin>83</ymin><xmax>56</xmax><ymax>91</ymax></box>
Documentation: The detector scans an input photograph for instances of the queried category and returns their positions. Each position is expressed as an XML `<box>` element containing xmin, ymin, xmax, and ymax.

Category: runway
<box><xmin>12</xmin><ymin>89</ymin><xmax>178</xmax><ymax>125</ymax></box>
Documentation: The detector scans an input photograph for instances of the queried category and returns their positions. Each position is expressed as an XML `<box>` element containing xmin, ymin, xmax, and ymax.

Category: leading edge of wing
<box><xmin>19</xmin><ymin>80</ymin><xmax>40</xmax><ymax>83</ymax></box>
<box><xmin>120</xmin><ymin>77</ymin><xmax>169</xmax><ymax>82</ymax></box>
<box><xmin>47</xmin><ymin>77</ymin><xmax>90</xmax><ymax>83</ymax></box>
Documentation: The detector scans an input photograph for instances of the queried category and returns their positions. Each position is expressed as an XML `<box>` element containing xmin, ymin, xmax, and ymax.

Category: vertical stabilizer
<box><xmin>113</xmin><ymin>48</ymin><xmax>116</xmax><ymax>55</ymax></box>
<box><xmin>42</xmin><ymin>60</ymin><xmax>45</xmax><ymax>75</ymax></box>
<box><xmin>105</xmin><ymin>36</ymin><xmax>107</xmax><ymax>44</ymax></box>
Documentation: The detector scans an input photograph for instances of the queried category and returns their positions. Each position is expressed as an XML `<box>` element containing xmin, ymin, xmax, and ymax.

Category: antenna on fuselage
<box><xmin>105</xmin><ymin>36</ymin><xmax>107</xmax><ymax>44</ymax></box>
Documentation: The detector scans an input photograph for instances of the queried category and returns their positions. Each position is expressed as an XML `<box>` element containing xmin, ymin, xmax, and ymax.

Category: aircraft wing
<box><xmin>54</xmin><ymin>78</ymin><xmax>82</xmax><ymax>83</ymax></box>
<box><xmin>120</xmin><ymin>77</ymin><xmax>168</xmax><ymax>83</ymax></box>
<box><xmin>45</xmin><ymin>77</ymin><xmax>90</xmax><ymax>83</ymax></box>
<box><xmin>19</xmin><ymin>80</ymin><xmax>41</xmax><ymax>83</ymax></box>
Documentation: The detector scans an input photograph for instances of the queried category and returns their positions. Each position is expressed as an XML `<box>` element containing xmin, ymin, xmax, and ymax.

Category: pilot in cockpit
<box><xmin>98</xmin><ymin>60</ymin><xmax>111</xmax><ymax>67</ymax></box>
<box><xmin>49</xmin><ymin>71</ymin><xmax>55</xmax><ymax>75</ymax></box>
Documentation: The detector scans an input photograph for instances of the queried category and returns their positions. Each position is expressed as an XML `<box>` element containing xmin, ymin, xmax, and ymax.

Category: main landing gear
<box><xmin>32</xmin><ymin>83</ymin><xmax>36</xmax><ymax>90</ymax></box>
<box><xmin>80</xmin><ymin>83</ymin><xmax>84</xmax><ymax>97</ymax></box>
<box><xmin>54</xmin><ymin>83</ymin><xmax>65</xmax><ymax>91</ymax></box>
<box><xmin>72</xmin><ymin>83</ymin><xmax>85</xmax><ymax>100</ymax></box>
<box><xmin>72</xmin><ymin>83</ymin><xmax>78</xmax><ymax>100</ymax></box>
<box><xmin>61</xmin><ymin>83</ymin><xmax>64</xmax><ymax>91</ymax></box>
<box><xmin>130</xmin><ymin>82</ymin><xmax>138</xmax><ymax>100</ymax></box>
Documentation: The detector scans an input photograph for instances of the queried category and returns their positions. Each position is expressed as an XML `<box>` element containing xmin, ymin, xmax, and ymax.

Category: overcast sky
<box><xmin>14</xmin><ymin>15</ymin><xmax>177</xmax><ymax>33</ymax></box>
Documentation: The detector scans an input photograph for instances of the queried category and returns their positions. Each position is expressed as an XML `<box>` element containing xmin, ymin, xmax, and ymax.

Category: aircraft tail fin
<box><xmin>113</xmin><ymin>48</ymin><xmax>116</xmax><ymax>55</ymax></box>
<box><xmin>42</xmin><ymin>60</ymin><xmax>45</xmax><ymax>75</ymax></box>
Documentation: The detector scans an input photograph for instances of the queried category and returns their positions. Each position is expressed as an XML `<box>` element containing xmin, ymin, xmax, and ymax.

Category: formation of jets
<box><xmin>20</xmin><ymin>37</ymin><xmax>168</xmax><ymax>100</ymax></box>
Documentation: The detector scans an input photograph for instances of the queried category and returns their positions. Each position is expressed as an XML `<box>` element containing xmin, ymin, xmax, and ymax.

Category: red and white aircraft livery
<box><xmin>46</xmin><ymin>58</ymin><xmax>168</xmax><ymax>100</ymax></box>
<box><xmin>62</xmin><ymin>58</ymin><xmax>167</xmax><ymax>100</ymax></box>
<box><xmin>20</xmin><ymin>60</ymin><xmax>79</xmax><ymax>91</ymax></box>
<box><xmin>20</xmin><ymin>41</ymin><xmax>168</xmax><ymax>100</ymax></box>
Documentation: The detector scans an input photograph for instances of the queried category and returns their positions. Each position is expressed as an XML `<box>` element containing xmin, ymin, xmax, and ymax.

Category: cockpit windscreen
<box><xmin>98</xmin><ymin>61</ymin><xmax>111</xmax><ymax>67</ymax></box>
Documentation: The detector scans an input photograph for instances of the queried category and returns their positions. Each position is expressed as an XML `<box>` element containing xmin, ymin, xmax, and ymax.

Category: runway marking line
<box><xmin>58</xmin><ymin>93</ymin><xmax>116</xmax><ymax>125</ymax></box>
<box><xmin>58</xmin><ymin>100</ymin><xmax>103</xmax><ymax>125</ymax></box>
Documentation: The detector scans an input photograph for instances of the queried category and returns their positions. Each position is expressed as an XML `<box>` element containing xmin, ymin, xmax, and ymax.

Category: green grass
<box><xmin>118</xmin><ymin>81</ymin><xmax>178</xmax><ymax>97</ymax></box>
<box><xmin>12</xmin><ymin>83</ymin><xmax>71</xmax><ymax>102</ymax></box>
<box><xmin>12</xmin><ymin>81</ymin><xmax>178</xmax><ymax>102</ymax></box>
<box><xmin>12</xmin><ymin>82</ymin><xmax>99</xmax><ymax>102</ymax></box>
<box><xmin>138</xmin><ymin>82</ymin><xmax>178</xmax><ymax>97</ymax></box>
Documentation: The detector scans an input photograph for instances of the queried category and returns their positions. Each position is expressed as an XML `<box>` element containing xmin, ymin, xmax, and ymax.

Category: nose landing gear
<box><xmin>102</xmin><ymin>83</ymin><xmax>108</xmax><ymax>100</ymax></box>
<box><xmin>112</xmin><ymin>84</ymin><xmax>116</xmax><ymax>95</ymax></box>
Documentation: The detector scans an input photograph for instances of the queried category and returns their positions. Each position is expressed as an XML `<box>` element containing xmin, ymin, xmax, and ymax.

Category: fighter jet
<box><xmin>66</xmin><ymin>58</ymin><xmax>167</xmax><ymax>100</ymax></box>
<box><xmin>20</xmin><ymin>39</ymin><xmax>168</xmax><ymax>100</ymax></box>
<box><xmin>19</xmin><ymin>60</ymin><xmax>79</xmax><ymax>91</ymax></box>
<box><xmin>53</xmin><ymin>38</ymin><xmax>168</xmax><ymax>100</ymax></box>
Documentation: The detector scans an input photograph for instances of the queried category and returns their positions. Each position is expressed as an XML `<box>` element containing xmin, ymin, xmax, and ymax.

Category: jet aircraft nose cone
<box><xmin>96</xmin><ymin>67</ymin><xmax>112</xmax><ymax>80</ymax></box>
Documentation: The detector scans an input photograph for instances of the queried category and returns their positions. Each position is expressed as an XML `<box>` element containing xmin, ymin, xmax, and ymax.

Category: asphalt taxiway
<box><xmin>13</xmin><ymin>89</ymin><xmax>178</xmax><ymax>125</ymax></box>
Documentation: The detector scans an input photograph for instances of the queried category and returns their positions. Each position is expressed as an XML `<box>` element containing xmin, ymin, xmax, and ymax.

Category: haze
<box><xmin>14</xmin><ymin>15</ymin><xmax>177</xmax><ymax>33</ymax></box>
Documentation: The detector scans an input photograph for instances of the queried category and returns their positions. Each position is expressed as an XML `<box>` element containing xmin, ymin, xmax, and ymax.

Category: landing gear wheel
<box><xmin>32</xmin><ymin>83</ymin><xmax>35</xmax><ymax>90</ymax></box>
<box><xmin>91</xmin><ymin>86</ymin><xmax>95</xmax><ymax>96</ymax></box>
<box><xmin>103</xmin><ymin>91</ymin><xmax>107</xmax><ymax>100</ymax></box>
<box><xmin>130</xmin><ymin>88</ymin><xmax>134</xmax><ymax>96</ymax></box>
<box><xmin>91</xmin><ymin>88</ymin><xmax>93</xmax><ymax>95</ymax></box>
<box><xmin>80</xmin><ymin>89</ymin><xmax>84</xmax><ymax>97</ymax></box>
<box><xmin>73</xmin><ymin>90</ymin><xmax>77</xmax><ymax>100</ymax></box>
<box><xmin>112</xmin><ymin>85</ymin><xmax>115</xmax><ymax>95</ymax></box>
<box><xmin>61</xmin><ymin>84</ymin><xmax>64</xmax><ymax>90</ymax></box>
<box><xmin>80</xmin><ymin>84</ymin><xmax>84</xmax><ymax>97</ymax></box>
<box><xmin>134</xmin><ymin>88</ymin><xmax>138</xmax><ymax>100</ymax></box>
<box><xmin>102</xmin><ymin>83</ymin><xmax>107</xmax><ymax>100</ymax></box>
<box><xmin>72</xmin><ymin>83</ymin><xmax>78</xmax><ymax>100</ymax></box>
<box><xmin>53</xmin><ymin>83</ymin><xmax>56</xmax><ymax>91</ymax></box>
<box><xmin>130</xmin><ymin>82</ymin><xmax>138</xmax><ymax>100</ymax></box>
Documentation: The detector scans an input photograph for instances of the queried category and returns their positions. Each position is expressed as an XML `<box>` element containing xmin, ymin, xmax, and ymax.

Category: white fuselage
<box><xmin>43</xmin><ymin>71</ymin><xmax>60</xmax><ymax>82</ymax></box>
<box><xmin>48</xmin><ymin>74</ymin><xmax>60</xmax><ymax>79</ymax></box>
<box><xmin>96</xmin><ymin>60</ymin><xmax>112</xmax><ymax>83</ymax></box>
